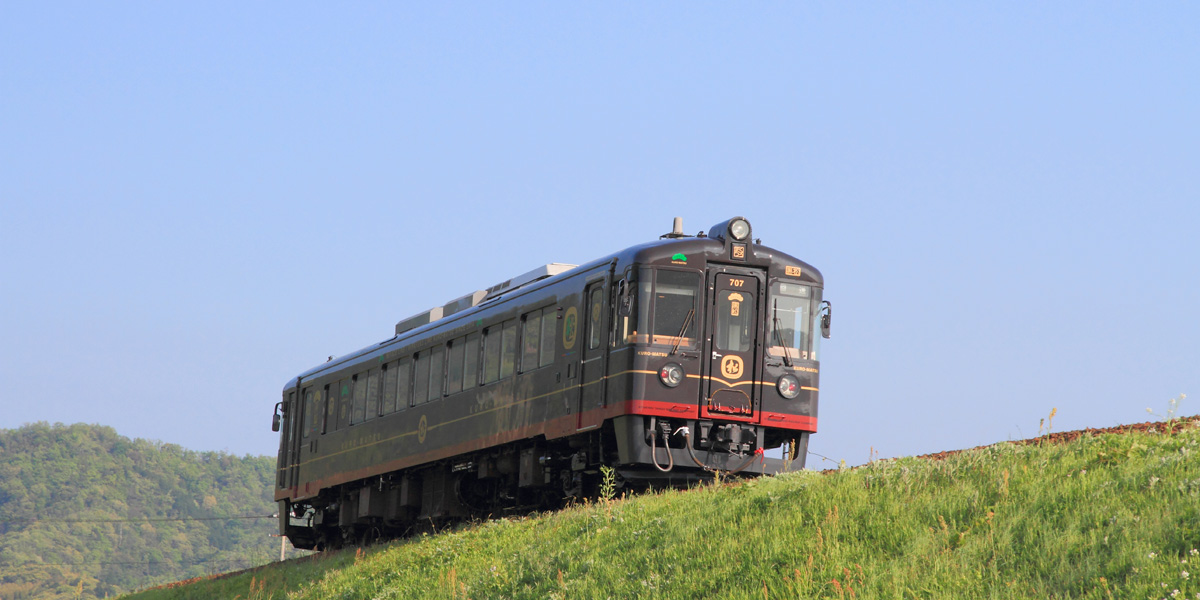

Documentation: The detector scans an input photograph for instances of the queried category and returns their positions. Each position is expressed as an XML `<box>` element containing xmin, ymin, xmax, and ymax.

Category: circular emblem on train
<box><xmin>562</xmin><ymin>306</ymin><xmax>579</xmax><ymax>350</ymax></box>
<box><xmin>417</xmin><ymin>415</ymin><xmax>428</xmax><ymax>444</ymax></box>
<box><xmin>720</xmin><ymin>355</ymin><xmax>745</xmax><ymax>380</ymax></box>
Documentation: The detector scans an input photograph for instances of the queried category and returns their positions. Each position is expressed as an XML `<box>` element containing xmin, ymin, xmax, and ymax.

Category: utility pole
<box><xmin>271</xmin><ymin>534</ymin><xmax>287</xmax><ymax>562</ymax></box>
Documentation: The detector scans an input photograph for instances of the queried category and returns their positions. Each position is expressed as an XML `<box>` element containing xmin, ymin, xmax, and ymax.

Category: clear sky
<box><xmin>2</xmin><ymin>4</ymin><xmax>1196</xmax><ymax>467</ymax></box>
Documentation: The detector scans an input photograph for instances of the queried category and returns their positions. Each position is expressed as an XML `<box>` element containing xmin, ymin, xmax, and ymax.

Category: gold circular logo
<box><xmin>563</xmin><ymin>306</ymin><xmax>579</xmax><ymax>350</ymax></box>
<box><xmin>720</xmin><ymin>355</ymin><xmax>745</xmax><ymax>380</ymax></box>
<box><xmin>417</xmin><ymin>415</ymin><xmax>428</xmax><ymax>444</ymax></box>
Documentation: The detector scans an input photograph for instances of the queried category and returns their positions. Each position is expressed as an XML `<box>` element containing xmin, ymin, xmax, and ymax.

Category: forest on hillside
<box><xmin>0</xmin><ymin>423</ymin><xmax>294</xmax><ymax>600</ymax></box>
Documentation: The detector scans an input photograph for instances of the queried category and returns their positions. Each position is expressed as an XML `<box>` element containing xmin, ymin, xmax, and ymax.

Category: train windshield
<box><xmin>768</xmin><ymin>282</ymin><xmax>816</xmax><ymax>360</ymax></box>
<box><xmin>633</xmin><ymin>269</ymin><xmax>700</xmax><ymax>347</ymax></box>
<box><xmin>652</xmin><ymin>270</ymin><xmax>700</xmax><ymax>347</ymax></box>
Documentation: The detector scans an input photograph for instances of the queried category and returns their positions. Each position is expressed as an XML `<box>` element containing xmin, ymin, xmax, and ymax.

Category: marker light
<box><xmin>729</xmin><ymin>218</ymin><xmax>751</xmax><ymax>241</ymax></box>
<box><xmin>660</xmin><ymin>363</ymin><xmax>684</xmax><ymax>388</ymax></box>
<box><xmin>777</xmin><ymin>374</ymin><xmax>801</xmax><ymax>399</ymax></box>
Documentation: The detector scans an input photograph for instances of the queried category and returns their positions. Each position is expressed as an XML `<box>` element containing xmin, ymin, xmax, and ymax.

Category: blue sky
<box><xmin>2</xmin><ymin>3</ymin><xmax>1196</xmax><ymax>466</ymax></box>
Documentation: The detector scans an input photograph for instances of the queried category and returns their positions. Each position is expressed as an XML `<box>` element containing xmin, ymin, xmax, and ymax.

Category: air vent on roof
<box><xmin>394</xmin><ymin>263</ymin><xmax>577</xmax><ymax>336</ymax></box>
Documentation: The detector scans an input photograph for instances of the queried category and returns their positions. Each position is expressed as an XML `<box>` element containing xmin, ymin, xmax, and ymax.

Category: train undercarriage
<box><xmin>281</xmin><ymin>417</ymin><xmax>808</xmax><ymax>550</ymax></box>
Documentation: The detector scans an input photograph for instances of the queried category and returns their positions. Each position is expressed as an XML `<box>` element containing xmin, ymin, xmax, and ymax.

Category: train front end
<box><xmin>607</xmin><ymin>217</ymin><xmax>829</xmax><ymax>479</ymax></box>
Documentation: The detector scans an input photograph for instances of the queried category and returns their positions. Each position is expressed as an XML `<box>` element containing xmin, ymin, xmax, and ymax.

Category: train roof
<box><xmin>284</xmin><ymin>217</ymin><xmax>822</xmax><ymax>390</ymax></box>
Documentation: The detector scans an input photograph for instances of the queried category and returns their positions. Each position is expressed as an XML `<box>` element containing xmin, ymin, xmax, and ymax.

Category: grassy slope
<box><xmin>125</xmin><ymin>417</ymin><xmax>1200</xmax><ymax>600</ymax></box>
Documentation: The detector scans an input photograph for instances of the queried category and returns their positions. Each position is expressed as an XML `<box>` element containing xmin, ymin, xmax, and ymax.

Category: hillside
<box><xmin>0</xmin><ymin>423</ymin><xmax>295</xmax><ymax>600</ymax></box>
<box><xmin>125</xmin><ymin>416</ymin><xmax>1200</xmax><ymax>600</ymax></box>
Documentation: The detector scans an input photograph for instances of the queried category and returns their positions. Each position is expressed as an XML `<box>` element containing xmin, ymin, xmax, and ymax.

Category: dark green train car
<box><xmin>272</xmin><ymin>217</ymin><xmax>830</xmax><ymax>549</ymax></box>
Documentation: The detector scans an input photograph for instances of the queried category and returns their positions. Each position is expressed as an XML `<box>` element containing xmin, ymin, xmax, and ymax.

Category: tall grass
<box><xmin>125</xmin><ymin>418</ymin><xmax>1200</xmax><ymax>600</ymax></box>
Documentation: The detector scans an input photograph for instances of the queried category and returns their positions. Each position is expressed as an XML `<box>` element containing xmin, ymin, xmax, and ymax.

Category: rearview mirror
<box><xmin>820</xmin><ymin>301</ymin><xmax>832</xmax><ymax>339</ymax></box>
<box><xmin>617</xmin><ymin>280</ymin><xmax>633</xmax><ymax>316</ymax></box>
<box><xmin>271</xmin><ymin>401</ymin><xmax>283</xmax><ymax>432</ymax></box>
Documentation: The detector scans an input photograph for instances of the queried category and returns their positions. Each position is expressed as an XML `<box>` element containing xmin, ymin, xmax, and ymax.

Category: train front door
<box><xmin>703</xmin><ymin>270</ymin><xmax>763</xmax><ymax>420</ymax></box>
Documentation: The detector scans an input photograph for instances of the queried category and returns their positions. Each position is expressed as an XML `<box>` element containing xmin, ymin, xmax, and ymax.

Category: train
<box><xmin>272</xmin><ymin>216</ymin><xmax>830</xmax><ymax>550</ymax></box>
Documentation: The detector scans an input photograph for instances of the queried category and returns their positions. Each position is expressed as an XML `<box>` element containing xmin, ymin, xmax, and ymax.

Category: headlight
<box><xmin>659</xmin><ymin>363</ymin><xmax>684</xmax><ymax>388</ymax></box>
<box><xmin>729</xmin><ymin>218</ymin><xmax>751</xmax><ymax>241</ymax></box>
<box><xmin>777</xmin><ymin>374</ymin><xmax>801</xmax><ymax>399</ymax></box>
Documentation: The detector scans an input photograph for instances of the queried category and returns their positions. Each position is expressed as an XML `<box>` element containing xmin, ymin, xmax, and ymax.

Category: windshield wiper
<box><xmin>670</xmin><ymin>308</ymin><xmax>695</xmax><ymax>355</ymax></box>
<box><xmin>772</xmin><ymin>299</ymin><xmax>793</xmax><ymax>367</ymax></box>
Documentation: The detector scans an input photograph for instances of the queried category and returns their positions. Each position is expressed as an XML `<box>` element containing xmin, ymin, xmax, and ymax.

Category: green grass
<box><xmin>124</xmin><ymin>418</ymin><xmax>1200</xmax><ymax>600</ymax></box>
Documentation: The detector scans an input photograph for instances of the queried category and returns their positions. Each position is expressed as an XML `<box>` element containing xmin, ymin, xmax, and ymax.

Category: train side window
<box><xmin>396</xmin><ymin>358</ymin><xmax>412</xmax><ymax>409</ymax></box>
<box><xmin>500</xmin><ymin>320</ymin><xmax>518</xmax><ymax>379</ymax></box>
<box><xmin>428</xmin><ymin>345</ymin><xmax>445</xmax><ymax>401</ymax></box>
<box><xmin>521</xmin><ymin>312</ymin><xmax>541</xmax><ymax>373</ymax></box>
<box><xmin>302</xmin><ymin>388</ymin><xmax>314</xmax><ymax>439</ymax></box>
<box><xmin>483</xmin><ymin>328</ymin><xmax>501</xmax><ymax>384</ymax></box>
<box><xmin>447</xmin><ymin>338</ymin><xmax>465</xmax><ymax>394</ymax></box>
<box><xmin>323</xmin><ymin>384</ymin><xmax>333</xmax><ymax>434</ymax></box>
<box><xmin>351</xmin><ymin>374</ymin><xmax>367</xmax><ymax>424</ymax></box>
<box><xmin>336</xmin><ymin>379</ymin><xmax>351</xmax><ymax>430</ymax></box>
<box><xmin>382</xmin><ymin>362</ymin><xmax>398</xmax><ymax>414</ymax></box>
<box><xmin>366</xmin><ymin>369</ymin><xmax>381</xmax><ymax>420</ymax></box>
<box><xmin>540</xmin><ymin>310</ymin><xmax>556</xmax><ymax>367</ymax></box>
<box><xmin>413</xmin><ymin>352</ymin><xmax>430</xmax><ymax>405</ymax></box>
<box><xmin>311</xmin><ymin>389</ymin><xmax>324</xmax><ymax>438</ymax></box>
<box><xmin>463</xmin><ymin>333</ymin><xmax>480</xmax><ymax>390</ymax></box>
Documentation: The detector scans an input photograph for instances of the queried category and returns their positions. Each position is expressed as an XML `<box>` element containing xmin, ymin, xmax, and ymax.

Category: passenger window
<box><xmin>540</xmin><ymin>311</ymin><xmax>556</xmax><ymax>367</ymax></box>
<box><xmin>382</xmin><ymin>362</ymin><xmax>398</xmax><ymax>414</ymax></box>
<box><xmin>428</xmin><ymin>345</ymin><xmax>445</xmax><ymax>401</ymax></box>
<box><xmin>302</xmin><ymin>388</ymin><xmax>314</xmax><ymax>439</ymax></box>
<box><xmin>413</xmin><ymin>352</ymin><xmax>430</xmax><ymax>404</ymax></box>
<box><xmin>366</xmin><ymin>369</ymin><xmax>381</xmax><ymax>420</ymax></box>
<box><xmin>351</xmin><ymin>374</ymin><xmax>367</xmax><ymax>424</ymax></box>
<box><xmin>483</xmin><ymin>328</ymin><xmax>501</xmax><ymax>383</ymax></box>
<box><xmin>337</xmin><ymin>379</ymin><xmax>351</xmax><ymax>430</ymax></box>
<box><xmin>500</xmin><ymin>321</ymin><xmax>518</xmax><ymax>379</ymax></box>
<box><xmin>463</xmin><ymin>333</ymin><xmax>480</xmax><ymax>389</ymax></box>
<box><xmin>396</xmin><ymin>358</ymin><xmax>411</xmax><ymax>409</ymax></box>
<box><xmin>521</xmin><ymin>312</ymin><xmax>541</xmax><ymax>372</ymax></box>
<box><xmin>447</xmin><ymin>338</ymin><xmax>465</xmax><ymax>394</ymax></box>
<box><xmin>323</xmin><ymin>385</ymin><xmax>334</xmax><ymax>433</ymax></box>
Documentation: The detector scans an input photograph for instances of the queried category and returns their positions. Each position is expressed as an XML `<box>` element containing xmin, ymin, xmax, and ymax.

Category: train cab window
<box><xmin>413</xmin><ymin>352</ymin><xmax>430</xmax><ymax>404</ymax></box>
<box><xmin>366</xmin><ymin>369</ymin><xmax>381</xmax><ymax>420</ymax></box>
<box><xmin>463</xmin><ymin>333</ymin><xmax>480</xmax><ymax>389</ymax></box>
<box><xmin>521</xmin><ymin>313</ymin><xmax>541</xmax><ymax>373</ymax></box>
<box><xmin>395</xmin><ymin>358</ymin><xmax>412</xmax><ymax>409</ymax></box>
<box><xmin>634</xmin><ymin>276</ymin><xmax>652</xmax><ymax>344</ymax></box>
<box><xmin>351</xmin><ymin>374</ymin><xmax>367</xmax><ymax>424</ymax></box>
<box><xmin>447</xmin><ymin>338</ymin><xmax>465</xmax><ymax>394</ymax></box>
<box><xmin>614</xmin><ymin>272</ymin><xmax>642</xmax><ymax>346</ymax></box>
<box><xmin>500</xmin><ymin>321</ymin><xmax>518</xmax><ymax>379</ymax></box>
<box><xmin>768</xmin><ymin>282</ymin><xmax>813</xmax><ymax>361</ymax></box>
<box><xmin>428</xmin><ymin>345</ymin><xmax>445</xmax><ymax>401</ymax></box>
<box><xmin>650</xmin><ymin>270</ymin><xmax>700</xmax><ymax>348</ymax></box>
